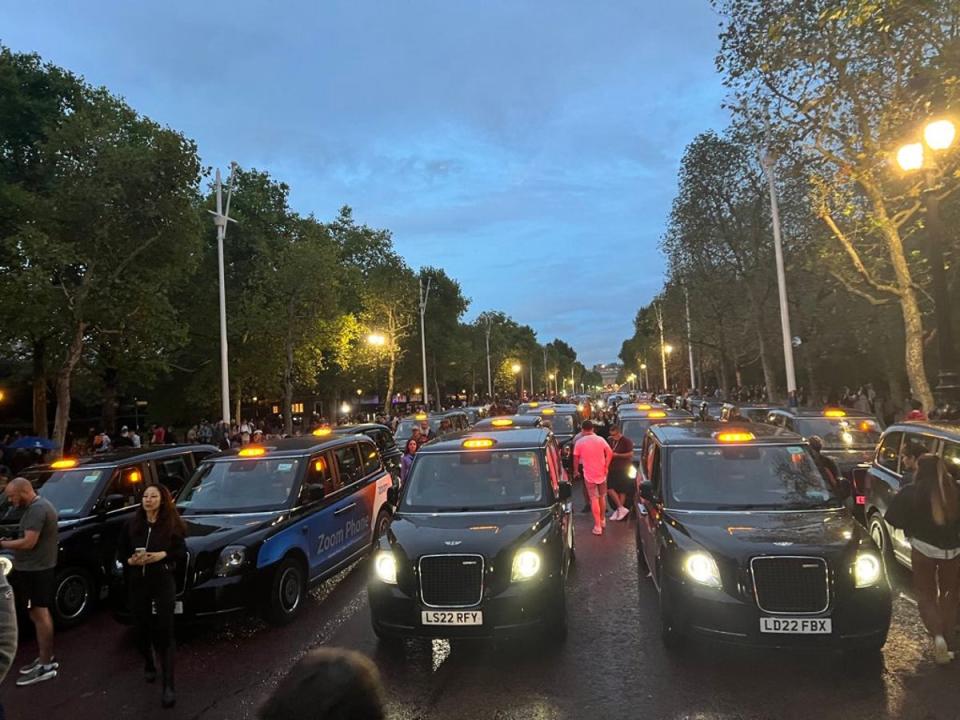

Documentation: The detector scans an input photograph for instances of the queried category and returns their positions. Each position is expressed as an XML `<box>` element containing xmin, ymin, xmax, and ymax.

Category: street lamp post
<box><xmin>684</xmin><ymin>285</ymin><xmax>696</xmax><ymax>391</ymax></box>
<box><xmin>208</xmin><ymin>164</ymin><xmax>238</xmax><ymax>424</ymax></box>
<box><xmin>640</xmin><ymin>363</ymin><xmax>649</xmax><ymax>391</ymax></box>
<box><xmin>549</xmin><ymin>373</ymin><xmax>555</xmax><ymax>397</ymax></box>
<box><xmin>511</xmin><ymin>363</ymin><xmax>522</xmax><ymax>398</ymax></box>
<box><xmin>759</xmin><ymin>148</ymin><xmax>798</xmax><ymax>402</ymax></box>
<box><xmin>484</xmin><ymin>317</ymin><xmax>493</xmax><ymax>400</ymax></box>
<box><xmin>419</xmin><ymin>277</ymin><xmax>432</xmax><ymax>410</ymax></box>
<box><xmin>897</xmin><ymin>119</ymin><xmax>958</xmax><ymax>404</ymax></box>
<box><xmin>663</xmin><ymin>344</ymin><xmax>674</xmax><ymax>390</ymax></box>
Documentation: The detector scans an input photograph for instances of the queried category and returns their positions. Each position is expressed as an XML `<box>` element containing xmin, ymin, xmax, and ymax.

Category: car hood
<box><xmin>387</xmin><ymin>508</ymin><xmax>553</xmax><ymax>559</ymax></box>
<box><xmin>667</xmin><ymin>508</ymin><xmax>864</xmax><ymax>563</ymax></box>
<box><xmin>182</xmin><ymin>511</ymin><xmax>284</xmax><ymax>550</ymax></box>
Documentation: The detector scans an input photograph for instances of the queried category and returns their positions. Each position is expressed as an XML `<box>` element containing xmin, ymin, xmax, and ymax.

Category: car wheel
<box><xmin>264</xmin><ymin>557</ymin><xmax>306</xmax><ymax>626</ymax></box>
<box><xmin>373</xmin><ymin>510</ymin><xmax>391</xmax><ymax>546</ymax></box>
<box><xmin>53</xmin><ymin>567</ymin><xmax>96</xmax><ymax>628</ymax></box>
<box><xmin>869</xmin><ymin>513</ymin><xmax>894</xmax><ymax>571</ymax></box>
<box><xmin>567</xmin><ymin>520</ymin><xmax>576</xmax><ymax>565</ymax></box>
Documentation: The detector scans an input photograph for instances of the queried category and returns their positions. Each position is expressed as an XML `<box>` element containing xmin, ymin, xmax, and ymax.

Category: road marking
<box><xmin>899</xmin><ymin>591</ymin><xmax>918</xmax><ymax>606</ymax></box>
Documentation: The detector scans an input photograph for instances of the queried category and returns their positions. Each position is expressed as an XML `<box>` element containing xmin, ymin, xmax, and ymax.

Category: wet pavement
<box><xmin>5</xmin><ymin>511</ymin><xmax>960</xmax><ymax>720</ymax></box>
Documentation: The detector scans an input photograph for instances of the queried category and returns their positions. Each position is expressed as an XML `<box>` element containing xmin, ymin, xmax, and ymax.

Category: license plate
<box><xmin>421</xmin><ymin>610</ymin><xmax>483</xmax><ymax>626</ymax></box>
<box><xmin>760</xmin><ymin>617</ymin><xmax>831</xmax><ymax>634</ymax></box>
<box><xmin>174</xmin><ymin>601</ymin><xmax>183</xmax><ymax>615</ymax></box>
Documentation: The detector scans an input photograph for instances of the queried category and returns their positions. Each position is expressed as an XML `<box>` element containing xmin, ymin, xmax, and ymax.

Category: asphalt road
<box><xmin>4</xmin><ymin>511</ymin><xmax>960</xmax><ymax>720</ymax></box>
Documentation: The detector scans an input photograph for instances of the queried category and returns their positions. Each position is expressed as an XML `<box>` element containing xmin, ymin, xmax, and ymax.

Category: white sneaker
<box><xmin>616</xmin><ymin>507</ymin><xmax>629</xmax><ymax>521</ymax></box>
<box><xmin>934</xmin><ymin>635</ymin><xmax>952</xmax><ymax>665</ymax></box>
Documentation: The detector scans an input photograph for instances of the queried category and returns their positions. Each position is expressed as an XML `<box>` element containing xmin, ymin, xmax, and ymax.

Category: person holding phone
<box><xmin>118</xmin><ymin>484</ymin><xmax>186</xmax><ymax>708</ymax></box>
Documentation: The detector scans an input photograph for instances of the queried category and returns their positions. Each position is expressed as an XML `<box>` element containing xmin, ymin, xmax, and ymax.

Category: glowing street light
<box><xmin>664</xmin><ymin>344</ymin><xmax>674</xmax><ymax>355</ymax></box>
<box><xmin>925</xmin><ymin>119</ymin><xmax>956</xmax><ymax>151</ymax></box>
<box><xmin>367</xmin><ymin>332</ymin><xmax>386</xmax><ymax>346</ymax></box>
<box><xmin>511</xmin><ymin>363</ymin><xmax>522</xmax><ymax>374</ymax></box>
<box><xmin>897</xmin><ymin>142</ymin><xmax>925</xmax><ymax>171</ymax></box>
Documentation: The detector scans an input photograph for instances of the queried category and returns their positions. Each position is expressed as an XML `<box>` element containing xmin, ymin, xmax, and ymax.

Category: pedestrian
<box><xmin>114</xmin><ymin>426</ymin><xmax>134</xmax><ymax>448</ymax></box>
<box><xmin>400</xmin><ymin>439</ymin><xmax>418</xmax><ymax>485</ymax></box>
<box><xmin>899</xmin><ymin>441</ymin><xmax>926</xmax><ymax>485</ymax></box>
<box><xmin>808</xmin><ymin>436</ymin><xmax>841</xmax><ymax>491</ymax></box>
<box><xmin>151</xmin><ymin>424</ymin><xmax>166</xmax><ymax>445</ymax></box>
<box><xmin>258</xmin><ymin>647</ymin><xmax>385</xmax><ymax>720</ymax></box>
<box><xmin>411</xmin><ymin>427</ymin><xmax>425</xmax><ymax>449</ymax></box>
<box><xmin>906</xmin><ymin>400</ymin><xmax>927</xmax><ymax>421</ymax></box>
<box><xmin>0</xmin><ymin>556</ymin><xmax>18</xmax><ymax>720</ymax></box>
<box><xmin>0</xmin><ymin>478</ymin><xmax>58</xmax><ymax>686</ymax></box>
<box><xmin>606</xmin><ymin>425</ymin><xmax>634</xmax><ymax>521</ymax></box>
<box><xmin>886</xmin><ymin>455</ymin><xmax>960</xmax><ymax>664</ymax></box>
<box><xmin>572</xmin><ymin>420</ymin><xmax>613</xmax><ymax>536</ymax></box>
<box><xmin>119</xmin><ymin>484</ymin><xmax>186</xmax><ymax>708</ymax></box>
<box><xmin>130</xmin><ymin>427</ymin><xmax>142</xmax><ymax>448</ymax></box>
<box><xmin>419</xmin><ymin>418</ymin><xmax>434</xmax><ymax>442</ymax></box>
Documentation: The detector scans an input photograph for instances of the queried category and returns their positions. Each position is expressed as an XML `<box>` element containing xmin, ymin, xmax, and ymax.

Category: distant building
<box><xmin>593</xmin><ymin>363</ymin><xmax>622</xmax><ymax>387</ymax></box>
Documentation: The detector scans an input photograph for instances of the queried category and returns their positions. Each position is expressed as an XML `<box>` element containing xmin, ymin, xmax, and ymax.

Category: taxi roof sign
<box><xmin>716</xmin><ymin>431</ymin><xmax>755</xmax><ymax>443</ymax></box>
<box><xmin>415</xmin><ymin>413</ymin><xmax>428</xmax><ymax>421</ymax></box>
<box><xmin>491</xmin><ymin>418</ymin><xmax>514</xmax><ymax>427</ymax></box>
<box><xmin>238</xmin><ymin>447</ymin><xmax>266</xmax><ymax>457</ymax></box>
<box><xmin>824</xmin><ymin>409</ymin><xmax>846</xmax><ymax>417</ymax></box>
<box><xmin>541</xmin><ymin>408</ymin><xmax>556</xmax><ymax>415</ymax></box>
<box><xmin>312</xmin><ymin>427</ymin><xmax>332</xmax><ymax>437</ymax></box>
<box><xmin>51</xmin><ymin>459</ymin><xmax>78</xmax><ymax>470</ymax></box>
<box><xmin>463</xmin><ymin>438</ymin><xmax>496</xmax><ymax>449</ymax></box>
<box><xmin>647</xmin><ymin>410</ymin><xmax>668</xmax><ymax>419</ymax></box>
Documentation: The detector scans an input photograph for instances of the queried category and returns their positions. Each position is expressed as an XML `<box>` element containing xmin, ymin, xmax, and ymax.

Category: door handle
<box><xmin>334</xmin><ymin>503</ymin><xmax>357</xmax><ymax>516</ymax></box>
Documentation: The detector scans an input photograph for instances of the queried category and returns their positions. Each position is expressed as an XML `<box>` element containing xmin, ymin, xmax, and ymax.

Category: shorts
<box><xmin>585</xmin><ymin>480</ymin><xmax>608</xmax><ymax>499</ymax></box>
<box><xmin>12</xmin><ymin>568</ymin><xmax>55</xmax><ymax>609</ymax></box>
<box><xmin>608</xmin><ymin>470</ymin><xmax>633</xmax><ymax>495</ymax></box>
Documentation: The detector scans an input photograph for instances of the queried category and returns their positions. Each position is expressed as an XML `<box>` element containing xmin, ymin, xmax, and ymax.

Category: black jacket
<box><xmin>119</xmin><ymin>515</ymin><xmax>186</xmax><ymax>581</ymax></box>
<box><xmin>885</xmin><ymin>483</ymin><xmax>960</xmax><ymax>550</ymax></box>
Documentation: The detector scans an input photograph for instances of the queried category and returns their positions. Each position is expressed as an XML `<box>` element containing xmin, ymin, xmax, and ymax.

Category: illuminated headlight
<box><xmin>215</xmin><ymin>545</ymin><xmax>247</xmax><ymax>577</ymax></box>
<box><xmin>683</xmin><ymin>552</ymin><xmax>722</xmax><ymax>589</ymax></box>
<box><xmin>511</xmin><ymin>549</ymin><xmax>542</xmax><ymax>582</ymax></box>
<box><xmin>374</xmin><ymin>551</ymin><xmax>398</xmax><ymax>584</ymax></box>
<box><xmin>627</xmin><ymin>464</ymin><xmax>637</xmax><ymax>479</ymax></box>
<box><xmin>854</xmin><ymin>553</ymin><xmax>882</xmax><ymax>588</ymax></box>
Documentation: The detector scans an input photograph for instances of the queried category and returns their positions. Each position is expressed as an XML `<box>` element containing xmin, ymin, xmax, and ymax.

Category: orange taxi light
<box><xmin>824</xmin><ymin>409</ymin><xmax>846</xmax><ymax>418</ymax></box>
<box><xmin>491</xmin><ymin>418</ymin><xmax>514</xmax><ymax>427</ymax></box>
<box><xmin>238</xmin><ymin>447</ymin><xmax>266</xmax><ymax>457</ymax></box>
<box><xmin>717</xmin><ymin>431</ymin><xmax>755</xmax><ymax>443</ymax></box>
<box><xmin>415</xmin><ymin>413</ymin><xmax>428</xmax><ymax>421</ymax></box>
<box><xmin>528</xmin><ymin>402</ymin><xmax>539</xmax><ymax>408</ymax></box>
<box><xmin>314</xmin><ymin>459</ymin><xmax>327</xmax><ymax>473</ymax></box>
<box><xmin>312</xmin><ymin>427</ymin><xmax>332</xmax><ymax>437</ymax></box>
<box><xmin>858</xmin><ymin>421</ymin><xmax>877</xmax><ymax>432</ymax></box>
<box><xmin>128</xmin><ymin>470</ymin><xmax>142</xmax><ymax>483</ymax></box>
<box><xmin>541</xmin><ymin>408</ymin><xmax>555</xmax><ymax>415</ymax></box>
<box><xmin>647</xmin><ymin>410</ymin><xmax>668</xmax><ymax>419</ymax></box>
<box><xmin>463</xmin><ymin>439</ymin><xmax>495</xmax><ymax>449</ymax></box>
<box><xmin>637</xmin><ymin>404</ymin><xmax>652</xmax><ymax>410</ymax></box>
<box><xmin>51</xmin><ymin>459</ymin><xmax>78</xmax><ymax>470</ymax></box>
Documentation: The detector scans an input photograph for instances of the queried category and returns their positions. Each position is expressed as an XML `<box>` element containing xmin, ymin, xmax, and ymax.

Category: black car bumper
<box><xmin>663</xmin><ymin>574</ymin><xmax>891</xmax><ymax>650</ymax></box>
<box><xmin>180</xmin><ymin>573</ymin><xmax>257</xmax><ymax>618</ymax></box>
<box><xmin>368</xmin><ymin>576</ymin><xmax>563</xmax><ymax>639</ymax></box>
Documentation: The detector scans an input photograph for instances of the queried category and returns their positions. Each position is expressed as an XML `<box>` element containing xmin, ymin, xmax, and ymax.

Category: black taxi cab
<box><xmin>864</xmin><ymin>421</ymin><xmax>960</xmax><ymax>571</ymax></box>
<box><xmin>766</xmin><ymin>408</ymin><xmax>882</xmax><ymax>512</ymax></box>
<box><xmin>617</xmin><ymin>406</ymin><xmax>693</xmax><ymax>467</ymax></box>
<box><xmin>368</xmin><ymin>427</ymin><xmax>574</xmax><ymax>641</ymax></box>
<box><xmin>329</xmin><ymin>423</ymin><xmax>403</xmax><ymax>478</ymax></box>
<box><xmin>472</xmin><ymin>415</ymin><xmax>543</xmax><ymax>431</ymax></box>
<box><xmin>518</xmin><ymin>401</ymin><xmax>554</xmax><ymax>415</ymax></box>
<box><xmin>173</xmin><ymin>435</ymin><xmax>394</xmax><ymax>625</ymax></box>
<box><xmin>635</xmin><ymin>423</ymin><xmax>891</xmax><ymax>655</ymax></box>
<box><xmin>0</xmin><ymin>445</ymin><xmax>217</xmax><ymax>627</ymax></box>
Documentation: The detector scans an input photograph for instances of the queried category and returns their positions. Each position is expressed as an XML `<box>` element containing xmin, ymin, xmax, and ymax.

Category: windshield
<box><xmin>0</xmin><ymin>469</ymin><xmax>111</xmax><ymax>520</ymax></box>
<box><xmin>796</xmin><ymin>418</ymin><xmax>881</xmax><ymax>449</ymax></box>
<box><xmin>401</xmin><ymin>450</ymin><xmax>549</xmax><ymax>512</ymax></box>
<box><xmin>620</xmin><ymin>418</ymin><xmax>659</xmax><ymax>443</ymax></box>
<box><xmin>667</xmin><ymin>445</ymin><xmax>837</xmax><ymax>511</ymax></box>
<box><xmin>539</xmin><ymin>413</ymin><xmax>575</xmax><ymax>434</ymax></box>
<box><xmin>396</xmin><ymin>418</ymin><xmax>439</xmax><ymax>440</ymax></box>
<box><xmin>178</xmin><ymin>458</ymin><xmax>301</xmax><ymax>513</ymax></box>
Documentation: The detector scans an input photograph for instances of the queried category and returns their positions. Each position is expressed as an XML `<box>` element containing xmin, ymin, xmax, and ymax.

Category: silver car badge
<box><xmin>444</xmin><ymin>540</ymin><xmax>462</xmax><ymax>546</ymax></box>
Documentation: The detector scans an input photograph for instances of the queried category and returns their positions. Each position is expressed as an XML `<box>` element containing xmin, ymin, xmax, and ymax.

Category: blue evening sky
<box><xmin>2</xmin><ymin>1</ymin><xmax>728</xmax><ymax>365</ymax></box>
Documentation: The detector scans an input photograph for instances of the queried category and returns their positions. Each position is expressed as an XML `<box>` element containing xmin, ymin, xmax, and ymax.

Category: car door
<box><xmin>94</xmin><ymin>464</ymin><xmax>146</xmax><ymax>586</ymax></box>
<box><xmin>638</xmin><ymin>441</ymin><xmax>663</xmax><ymax>577</ymax></box>
<box><xmin>296</xmin><ymin>451</ymin><xmax>348</xmax><ymax>579</ymax></box>
<box><xmin>330</xmin><ymin>443</ymin><xmax>374</xmax><ymax>561</ymax></box>
<box><xmin>546</xmin><ymin>441</ymin><xmax>573</xmax><ymax>555</ymax></box>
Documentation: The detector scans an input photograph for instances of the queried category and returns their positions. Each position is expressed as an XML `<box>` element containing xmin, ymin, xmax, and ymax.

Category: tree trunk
<box><xmin>32</xmin><ymin>340</ymin><xmax>49</xmax><ymax>438</ymax></box>
<box><xmin>803</xmin><ymin>350</ymin><xmax>819</xmax><ymax>408</ymax></box>
<box><xmin>383</xmin><ymin>346</ymin><xmax>396</xmax><ymax>417</ymax></box>
<box><xmin>101</xmin><ymin>366</ymin><xmax>119</xmax><ymax>434</ymax></box>
<box><xmin>52</xmin><ymin>322</ymin><xmax>87</xmax><ymax>455</ymax></box>
<box><xmin>234</xmin><ymin>382</ymin><xmax>242</xmax><ymax>427</ymax></box>
<box><xmin>866</xmin><ymin>184</ymin><xmax>935</xmax><ymax>411</ymax></box>
<box><xmin>754</xmin><ymin>311</ymin><xmax>779</xmax><ymax>403</ymax></box>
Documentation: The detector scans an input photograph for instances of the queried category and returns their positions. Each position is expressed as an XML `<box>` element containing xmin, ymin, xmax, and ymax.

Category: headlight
<box><xmin>215</xmin><ymin>545</ymin><xmax>247</xmax><ymax>577</ymax></box>
<box><xmin>374</xmin><ymin>551</ymin><xmax>398</xmax><ymax>584</ymax></box>
<box><xmin>683</xmin><ymin>552</ymin><xmax>722</xmax><ymax>589</ymax></box>
<box><xmin>854</xmin><ymin>552</ymin><xmax>882</xmax><ymax>588</ymax></box>
<box><xmin>627</xmin><ymin>464</ymin><xmax>637</xmax><ymax>479</ymax></box>
<box><xmin>511</xmin><ymin>549</ymin><xmax>542</xmax><ymax>582</ymax></box>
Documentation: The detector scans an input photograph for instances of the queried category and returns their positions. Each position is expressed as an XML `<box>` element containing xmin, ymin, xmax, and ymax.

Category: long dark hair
<box><xmin>915</xmin><ymin>454</ymin><xmax>959</xmax><ymax>526</ymax></box>
<box><xmin>131</xmin><ymin>483</ymin><xmax>186</xmax><ymax>537</ymax></box>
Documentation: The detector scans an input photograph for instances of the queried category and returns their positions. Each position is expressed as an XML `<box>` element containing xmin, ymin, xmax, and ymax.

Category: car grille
<box><xmin>418</xmin><ymin>554</ymin><xmax>484</xmax><ymax>608</ymax></box>
<box><xmin>751</xmin><ymin>556</ymin><xmax>829</xmax><ymax>614</ymax></box>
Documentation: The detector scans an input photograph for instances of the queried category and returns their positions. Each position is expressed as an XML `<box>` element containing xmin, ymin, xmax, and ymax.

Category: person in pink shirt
<box><xmin>573</xmin><ymin>420</ymin><xmax>613</xmax><ymax>536</ymax></box>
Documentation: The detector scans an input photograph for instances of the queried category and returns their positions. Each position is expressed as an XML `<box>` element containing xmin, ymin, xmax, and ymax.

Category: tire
<box><xmin>869</xmin><ymin>513</ymin><xmax>895</xmax><ymax>572</ymax></box>
<box><xmin>53</xmin><ymin>567</ymin><xmax>96</xmax><ymax>628</ymax></box>
<box><xmin>373</xmin><ymin>510</ymin><xmax>391</xmax><ymax>547</ymax></box>
<box><xmin>264</xmin><ymin>557</ymin><xmax>306</xmax><ymax>626</ymax></box>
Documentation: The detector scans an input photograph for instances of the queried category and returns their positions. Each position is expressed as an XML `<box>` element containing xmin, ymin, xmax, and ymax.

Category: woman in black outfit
<box><xmin>119</xmin><ymin>484</ymin><xmax>186</xmax><ymax>708</ymax></box>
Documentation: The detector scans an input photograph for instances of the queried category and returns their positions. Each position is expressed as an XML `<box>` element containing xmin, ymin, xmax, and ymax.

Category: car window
<box><xmin>649</xmin><ymin>444</ymin><xmax>662</xmax><ymax>496</ymax></box>
<box><xmin>368</xmin><ymin>430</ymin><xmax>387</xmax><ymax>451</ymax></box>
<box><xmin>157</xmin><ymin>455</ymin><xmax>191</xmax><ymax>493</ymax></box>
<box><xmin>301</xmin><ymin>453</ymin><xmax>336</xmax><ymax>503</ymax></box>
<box><xmin>19</xmin><ymin>468</ymin><xmax>111</xmax><ymax>519</ymax></box>
<box><xmin>105</xmin><ymin>465</ymin><xmax>146</xmax><ymax>508</ymax></box>
<box><xmin>178</xmin><ymin>458</ymin><xmax>301</xmax><ymax>513</ymax></box>
<box><xmin>192</xmin><ymin>449</ymin><xmax>216</xmax><ymax>465</ymax></box>
<box><xmin>903</xmin><ymin>432</ymin><xmax>939</xmax><ymax>461</ymax></box>
<box><xmin>943</xmin><ymin>441</ymin><xmax>960</xmax><ymax>477</ymax></box>
<box><xmin>876</xmin><ymin>432</ymin><xmax>903</xmax><ymax>472</ymax></box>
<box><xmin>334</xmin><ymin>445</ymin><xmax>364</xmax><ymax>487</ymax></box>
<box><xmin>545</xmin><ymin>445</ymin><xmax>561</xmax><ymax>492</ymax></box>
<box><xmin>360</xmin><ymin>442</ymin><xmax>382</xmax><ymax>476</ymax></box>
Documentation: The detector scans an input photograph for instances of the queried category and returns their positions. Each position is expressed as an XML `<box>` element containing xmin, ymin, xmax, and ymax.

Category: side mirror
<box><xmin>639</xmin><ymin>481</ymin><xmax>655</xmax><ymax>503</ymax></box>
<box><xmin>387</xmin><ymin>487</ymin><xmax>399</xmax><ymax>507</ymax></box>
<box><xmin>558</xmin><ymin>482</ymin><xmax>572</xmax><ymax>502</ymax></box>
<box><xmin>100</xmin><ymin>493</ymin><xmax>127</xmax><ymax>513</ymax></box>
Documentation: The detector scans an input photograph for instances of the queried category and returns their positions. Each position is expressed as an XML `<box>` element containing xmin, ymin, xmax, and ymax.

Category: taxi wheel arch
<box><xmin>373</xmin><ymin>509</ymin><xmax>391</xmax><ymax>547</ymax></box>
<box><xmin>53</xmin><ymin>566</ymin><xmax>96</xmax><ymax>628</ymax></box>
<box><xmin>263</xmin><ymin>554</ymin><xmax>307</xmax><ymax>626</ymax></box>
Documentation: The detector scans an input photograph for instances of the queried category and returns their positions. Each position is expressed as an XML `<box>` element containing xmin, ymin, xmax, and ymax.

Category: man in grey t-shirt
<box><xmin>1</xmin><ymin>478</ymin><xmax>58</xmax><ymax>685</ymax></box>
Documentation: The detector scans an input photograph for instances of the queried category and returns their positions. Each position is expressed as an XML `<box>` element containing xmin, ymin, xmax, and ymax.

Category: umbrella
<box><xmin>6</xmin><ymin>436</ymin><xmax>58</xmax><ymax>451</ymax></box>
